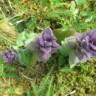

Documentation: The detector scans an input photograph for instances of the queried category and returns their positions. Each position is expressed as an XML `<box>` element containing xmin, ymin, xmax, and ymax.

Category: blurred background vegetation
<box><xmin>0</xmin><ymin>0</ymin><xmax>96</xmax><ymax>96</ymax></box>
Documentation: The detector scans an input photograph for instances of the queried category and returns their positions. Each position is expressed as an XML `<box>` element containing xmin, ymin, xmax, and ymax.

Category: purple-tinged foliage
<box><xmin>2</xmin><ymin>49</ymin><xmax>17</xmax><ymax>64</ymax></box>
<box><xmin>75</xmin><ymin>30</ymin><xmax>96</xmax><ymax>61</ymax></box>
<box><xmin>61</xmin><ymin>29</ymin><xmax>96</xmax><ymax>67</ymax></box>
<box><xmin>31</xmin><ymin>27</ymin><xmax>60</xmax><ymax>62</ymax></box>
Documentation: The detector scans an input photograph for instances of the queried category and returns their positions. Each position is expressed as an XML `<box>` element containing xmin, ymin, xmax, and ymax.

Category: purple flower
<box><xmin>32</xmin><ymin>27</ymin><xmax>60</xmax><ymax>62</ymax></box>
<box><xmin>2</xmin><ymin>49</ymin><xmax>17</xmax><ymax>64</ymax></box>
<box><xmin>75</xmin><ymin>29</ymin><xmax>96</xmax><ymax>61</ymax></box>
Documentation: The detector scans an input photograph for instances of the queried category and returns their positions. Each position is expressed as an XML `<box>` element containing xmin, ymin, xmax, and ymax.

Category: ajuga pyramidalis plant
<box><xmin>2</xmin><ymin>49</ymin><xmax>17</xmax><ymax>64</ymax></box>
<box><xmin>76</xmin><ymin>30</ymin><xmax>96</xmax><ymax>58</ymax></box>
<box><xmin>60</xmin><ymin>29</ymin><xmax>96</xmax><ymax>68</ymax></box>
<box><xmin>27</xmin><ymin>27</ymin><xmax>60</xmax><ymax>62</ymax></box>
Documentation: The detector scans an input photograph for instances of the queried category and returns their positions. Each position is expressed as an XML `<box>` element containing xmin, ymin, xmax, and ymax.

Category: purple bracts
<box><xmin>2</xmin><ymin>49</ymin><xmax>17</xmax><ymax>64</ymax></box>
<box><xmin>33</xmin><ymin>27</ymin><xmax>60</xmax><ymax>62</ymax></box>
<box><xmin>75</xmin><ymin>30</ymin><xmax>96</xmax><ymax>61</ymax></box>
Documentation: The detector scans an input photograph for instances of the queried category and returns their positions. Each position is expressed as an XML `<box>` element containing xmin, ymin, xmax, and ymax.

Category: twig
<box><xmin>65</xmin><ymin>90</ymin><xmax>76</xmax><ymax>96</ymax></box>
<box><xmin>20</xmin><ymin>72</ymin><xmax>33</xmax><ymax>81</ymax></box>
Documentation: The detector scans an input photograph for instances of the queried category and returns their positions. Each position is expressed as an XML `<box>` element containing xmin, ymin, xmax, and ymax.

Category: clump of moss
<box><xmin>52</xmin><ymin>59</ymin><xmax>96</xmax><ymax>95</ymax></box>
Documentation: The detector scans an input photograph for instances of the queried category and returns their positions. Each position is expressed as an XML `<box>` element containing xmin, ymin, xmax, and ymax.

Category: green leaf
<box><xmin>26</xmin><ymin>16</ymin><xmax>36</xmax><ymax>31</ymax></box>
<box><xmin>69</xmin><ymin>51</ymin><xmax>80</xmax><ymax>68</ymax></box>
<box><xmin>16</xmin><ymin>20</ymin><xmax>26</xmax><ymax>32</ymax></box>
<box><xmin>60</xmin><ymin>36</ymin><xmax>75</xmax><ymax>56</ymax></box>
<box><xmin>25</xmin><ymin>32</ymin><xmax>38</xmax><ymax>46</ymax></box>
<box><xmin>18</xmin><ymin>48</ymin><xmax>35</xmax><ymax>66</ymax></box>
<box><xmin>15</xmin><ymin>32</ymin><xmax>27</xmax><ymax>48</ymax></box>
<box><xmin>9</xmin><ymin>16</ymin><xmax>26</xmax><ymax>33</ymax></box>
<box><xmin>58</xmin><ymin>55</ymin><xmax>66</xmax><ymax>65</ymax></box>
<box><xmin>13</xmin><ymin>31</ymin><xmax>37</xmax><ymax>50</ymax></box>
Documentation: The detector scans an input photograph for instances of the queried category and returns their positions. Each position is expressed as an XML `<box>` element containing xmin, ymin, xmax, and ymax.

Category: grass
<box><xmin>0</xmin><ymin>59</ymin><xmax>96</xmax><ymax>96</ymax></box>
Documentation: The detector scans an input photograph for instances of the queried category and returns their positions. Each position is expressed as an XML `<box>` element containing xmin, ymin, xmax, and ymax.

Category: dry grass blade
<box><xmin>0</xmin><ymin>19</ymin><xmax>17</xmax><ymax>49</ymax></box>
